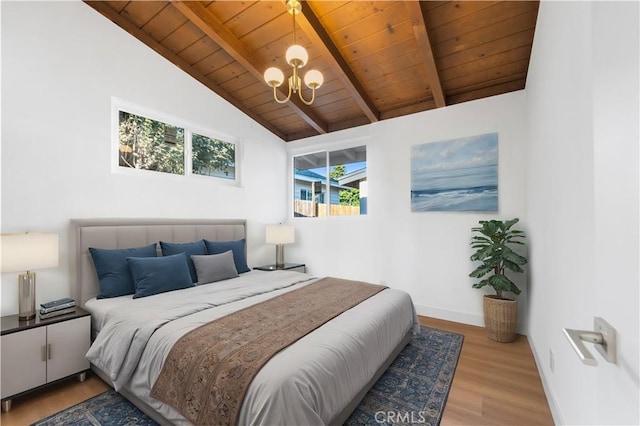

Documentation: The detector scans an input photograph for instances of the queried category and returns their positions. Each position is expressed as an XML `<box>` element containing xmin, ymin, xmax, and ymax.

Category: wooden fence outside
<box><xmin>294</xmin><ymin>200</ymin><xmax>360</xmax><ymax>217</ymax></box>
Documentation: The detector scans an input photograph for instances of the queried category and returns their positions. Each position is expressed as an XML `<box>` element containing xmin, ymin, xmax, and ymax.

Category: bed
<box><xmin>70</xmin><ymin>218</ymin><xmax>416</xmax><ymax>425</ymax></box>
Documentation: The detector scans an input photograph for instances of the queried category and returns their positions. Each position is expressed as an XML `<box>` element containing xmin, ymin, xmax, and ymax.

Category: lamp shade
<box><xmin>265</xmin><ymin>225</ymin><xmax>295</xmax><ymax>245</ymax></box>
<box><xmin>304</xmin><ymin>69</ymin><xmax>324</xmax><ymax>89</ymax></box>
<box><xmin>1</xmin><ymin>232</ymin><xmax>59</xmax><ymax>272</ymax></box>
<box><xmin>286</xmin><ymin>44</ymin><xmax>308</xmax><ymax>68</ymax></box>
<box><xmin>264</xmin><ymin>67</ymin><xmax>285</xmax><ymax>87</ymax></box>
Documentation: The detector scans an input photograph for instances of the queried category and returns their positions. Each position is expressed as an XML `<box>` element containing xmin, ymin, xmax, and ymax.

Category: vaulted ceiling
<box><xmin>85</xmin><ymin>1</ymin><xmax>539</xmax><ymax>141</ymax></box>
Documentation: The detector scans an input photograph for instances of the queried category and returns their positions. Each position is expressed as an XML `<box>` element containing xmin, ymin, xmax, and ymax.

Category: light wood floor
<box><xmin>1</xmin><ymin>317</ymin><xmax>554</xmax><ymax>426</ymax></box>
<box><xmin>420</xmin><ymin>317</ymin><xmax>554</xmax><ymax>425</ymax></box>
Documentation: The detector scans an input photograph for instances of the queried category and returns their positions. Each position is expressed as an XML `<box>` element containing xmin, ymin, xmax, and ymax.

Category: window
<box><xmin>293</xmin><ymin>146</ymin><xmax>367</xmax><ymax>217</ymax></box>
<box><xmin>114</xmin><ymin>99</ymin><xmax>237</xmax><ymax>182</ymax></box>
<box><xmin>191</xmin><ymin>133</ymin><xmax>236</xmax><ymax>179</ymax></box>
<box><xmin>118</xmin><ymin>111</ymin><xmax>185</xmax><ymax>175</ymax></box>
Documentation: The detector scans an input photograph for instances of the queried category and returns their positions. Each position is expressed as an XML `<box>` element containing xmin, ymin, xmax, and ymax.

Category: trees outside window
<box><xmin>116</xmin><ymin>104</ymin><xmax>237</xmax><ymax>182</ymax></box>
<box><xmin>118</xmin><ymin>111</ymin><xmax>184</xmax><ymax>175</ymax></box>
<box><xmin>192</xmin><ymin>133</ymin><xmax>235</xmax><ymax>179</ymax></box>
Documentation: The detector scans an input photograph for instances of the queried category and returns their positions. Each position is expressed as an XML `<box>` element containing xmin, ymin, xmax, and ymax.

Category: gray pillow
<box><xmin>191</xmin><ymin>250</ymin><xmax>239</xmax><ymax>284</ymax></box>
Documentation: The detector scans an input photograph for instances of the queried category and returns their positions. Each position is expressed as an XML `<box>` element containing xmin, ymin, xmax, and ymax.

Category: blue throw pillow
<box><xmin>127</xmin><ymin>253</ymin><xmax>194</xmax><ymax>299</ymax></box>
<box><xmin>89</xmin><ymin>244</ymin><xmax>158</xmax><ymax>299</ymax></box>
<box><xmin>159</xmin><ymin>240</ymin><xmax>207</xmax><ymax>283</ymax></box>
<box><xmin>204</xmin><ymin>239</ymin><xmax>250</xmax><ymax>273</ymax></box>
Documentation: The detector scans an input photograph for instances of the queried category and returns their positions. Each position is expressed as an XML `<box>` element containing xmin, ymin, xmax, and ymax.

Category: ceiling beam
<box><xmin>328</xmin><ymin>116</ymin><xmax>371</xmax><ymax>134</ymax></box>
<box><xmin>381</xmin><ymin>99</ymin><xmax>437</xmax><ymax>121</ymax></box>
<box><xmin>295</xmin><ymin>2</ymin><xmax>380</xmax><ymax>123</ymax></box>
<box><xmin>447</xmin><ymin>79</ymin><xmax>526</xmax><ymax>105</ymax></box>
<box><xmin>405</xmin><ymin>1</ymin><xmax>446</xmax><ymax>108</ymax></box>
<box><xmin>173</xmin><ymin>1</ymin><xmax>328</xmax><ymax>135</ymax></box>
<box><xmin>83</xmin><ymin>1</ymin><xmax>287</xmax><ymax>140</ymax></box>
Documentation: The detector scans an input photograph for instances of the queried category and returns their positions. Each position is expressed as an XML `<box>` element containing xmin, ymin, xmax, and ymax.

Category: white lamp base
<box><xmin>18</xmin><ymin>272</ymin><xmax>36</xmax><ymax>320</ymax></box>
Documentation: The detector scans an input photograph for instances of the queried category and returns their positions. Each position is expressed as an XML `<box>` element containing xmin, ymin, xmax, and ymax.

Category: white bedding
<box><xmin>85</xmin><ymin>270</ymin><xmax>416</xmax><ymax>425</ymax></box>
<box><xmin>85</xmin><ymin>294</ymin><xmax>133</xmax><ymax>333</ymax></box>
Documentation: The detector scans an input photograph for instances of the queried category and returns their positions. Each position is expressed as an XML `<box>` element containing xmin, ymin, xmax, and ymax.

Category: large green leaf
<box><xmin>488</xmin><ymin>274</ymin><xmax>521</xmax><ymax>295</ymax></box>
<box><xmin>471</xmin><ymin>238</ymin><xmax>492</xmax><ymax>244</ymax></box>
<box><xmin>504</xmin><ymin>218</ymin><xmax>519</xmax><ymax>230</ymax></box>
<box><xmin>470</xmin><ymin>245</ymin><xmax>494</xmax><ymax>261</ymax></box>
<box><xmin>502</xmin><ymin>259</ymin><xmax>524</xmax><ymax>273</ymax></box>
<box><xmin>502</xmin><ymin>247</ymin><xmax>528</xmax><ymax>265</ymax></box>
<box><xmin>472</xmin><ymin>278</ymin><xmax>491</xmax><ymax>289</ymax></box>
<box><xmin>469</xmin><ymin>264</ymin><xmax>494</xmax><ymax>278</ymax></box>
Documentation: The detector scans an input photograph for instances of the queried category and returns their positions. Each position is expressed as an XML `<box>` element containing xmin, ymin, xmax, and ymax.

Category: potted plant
<box><xmin>469</xmin><ymin>218</ymin><xmax>527</xmax><ymax>342</ymax></box>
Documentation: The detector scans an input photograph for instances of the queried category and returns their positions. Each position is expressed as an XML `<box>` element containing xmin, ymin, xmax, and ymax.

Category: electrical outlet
<box><xmin>549</xmin><ymin>349</ymin><xmax>555</xmax><ymax>372</ymax></box>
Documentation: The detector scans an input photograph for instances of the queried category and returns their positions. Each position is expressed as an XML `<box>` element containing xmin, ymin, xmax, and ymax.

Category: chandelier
<box><xmin>263</xmin><ymin>0</ymin><xmax>324</xmax><ymax>105</ymax></box>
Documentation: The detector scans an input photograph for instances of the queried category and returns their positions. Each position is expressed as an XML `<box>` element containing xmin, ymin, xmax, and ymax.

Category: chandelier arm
<box><xmin>273</xmin><ymin>84</ymin><xmax>292</xmax><ymax>104</ymax></box>
<box><xmin>298</xmin><ymin>86</ymin><xmax>316</xmax><ymax>106</ymax></box>
<box><xmin>291</xmin><ymin>67</ymin><xmax>300</xmax><ymax>93</ymax></box>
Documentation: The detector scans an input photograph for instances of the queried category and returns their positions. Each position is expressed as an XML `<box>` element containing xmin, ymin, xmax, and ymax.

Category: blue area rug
<box><xmin>31</xmin><ymin>389</ymin><xmax>156</xmax><ymax>426</ymax></box>
<box><xmin>345</xmin><ymin>326</ymin><xmax>463</xmax><ymax>426</ymax></box>
<box><xmin>32</xmin><ymin>326</ymin><xmax>463</xmax><ymax>426</ymax></box>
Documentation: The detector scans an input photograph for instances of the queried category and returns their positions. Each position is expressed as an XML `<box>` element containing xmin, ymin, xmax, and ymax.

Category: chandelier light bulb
<box><xmin>286</xmin><ymin>44</ymin><xmax>308</xmax><ymax>68</ymax></box>
<box><xmin>304</xmin><ymin>69</ymin><xmax>324</xmax><ymax>89</ymax></box>
<box><xmin>264</xmin><ymin>67</ymin><xmax>285</xmax><ymax>87</ymax></box>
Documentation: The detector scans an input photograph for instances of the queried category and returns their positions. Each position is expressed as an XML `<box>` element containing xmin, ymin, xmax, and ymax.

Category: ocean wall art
<box><xmin>411</xmin><ymin>133</ymin><xmax>498</xmax><ymax>212</ymax></box>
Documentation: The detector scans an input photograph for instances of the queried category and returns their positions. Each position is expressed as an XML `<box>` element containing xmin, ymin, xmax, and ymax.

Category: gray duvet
<box><xmin>85</xmin><ymin>270</ymin><xmax>416</xmax><ymax>425</ymax></box>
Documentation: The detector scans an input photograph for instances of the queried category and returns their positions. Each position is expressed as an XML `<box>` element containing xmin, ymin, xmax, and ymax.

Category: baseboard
<box><xmin>527</xmin><ymin>334</ymin><xmax>565</xmax><ymax>425</ymax></box>
<box><xmin>414</xmin><ymin>303</ymin><xmax>484</xmax><ymax>327</ymax></box>
<box><xmin>414</xmin><ymin>303</ymin><xmax>529</xmax><ymax>335</ymax></box>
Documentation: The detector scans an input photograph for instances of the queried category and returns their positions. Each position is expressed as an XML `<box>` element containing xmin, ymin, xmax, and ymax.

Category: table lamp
<box><xmin>1</xmin><ymin>232</ymin><xmax>59</xmax><ymax>320</ymax></box>
<box><xmin>265</xmin><ymin>225</ymin><xmax>294</xmax><ymax>267</ymax></box>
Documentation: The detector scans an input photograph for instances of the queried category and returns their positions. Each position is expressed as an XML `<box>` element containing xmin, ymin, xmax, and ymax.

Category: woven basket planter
<box><xmin>483</xmin><ymin>295</ymin><xmax>518</xmax><ymax>342</ymax></box>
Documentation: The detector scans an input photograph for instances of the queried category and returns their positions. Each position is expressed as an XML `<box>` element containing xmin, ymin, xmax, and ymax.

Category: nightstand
<box><xmin>254</xmin><ymin>263</ymin><xmax>306</xmax><ymax>273</ymax></box>
<box><xmin>0</xmin><ymin>308</ymin><xmax>91</xmax><ymax>412</ymax></box>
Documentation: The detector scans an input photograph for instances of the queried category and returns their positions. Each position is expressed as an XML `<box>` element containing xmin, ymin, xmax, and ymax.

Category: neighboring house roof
<box><xmin>294</xmin><ymin>169</ymin><xmax>326</xmax><ymax>182</ymax></box>
<box><xmin>338</xmin><ymin>167</ymin><xmax>366</xmax><ymax>186</ymax></box>
<box><xmin>293</xmin><ymin>169</ymin><xmax>351</xmax><ymax>190</ymax></box>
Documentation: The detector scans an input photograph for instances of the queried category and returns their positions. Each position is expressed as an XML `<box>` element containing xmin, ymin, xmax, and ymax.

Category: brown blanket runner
<box><xmin>150</xmin><ymin>277</ymin><xmax>386</xmax><ymax>425</ymax></box>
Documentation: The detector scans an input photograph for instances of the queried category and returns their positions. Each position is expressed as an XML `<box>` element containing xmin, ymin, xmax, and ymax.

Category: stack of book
<box><xmin>40</xmin><ymin>297</ymin><xmax>76</xmax><ymax>319</ymax></box>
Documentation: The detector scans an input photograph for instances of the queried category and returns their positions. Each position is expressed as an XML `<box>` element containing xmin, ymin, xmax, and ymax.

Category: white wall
<box><xmin>286</xmin><ymin>91</ymin><xmax>529</xmax><ymax>329</ymax></box>
<box><xmin>1</xmin><ymin>2</ymin><xmax>288</xmax><ymax>315</ymax></box>
<box><xmin>526</xmin><ymin>1</ymin><xmax>639</xmax><ymax>424</ymax></box>
<box><xmin>592</xmin><ymin>3</ymin><xmax>639</xmax><ymax>423</ymax></box>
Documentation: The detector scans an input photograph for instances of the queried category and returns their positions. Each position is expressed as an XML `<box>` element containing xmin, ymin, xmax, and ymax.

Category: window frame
<box><xmin>289</xmin><ymin>139</ymin><xmax>369</xmax><ymax>219</ymax></box>
<box><xmin>111</xmin><ymin>97</ymin><xmax>241</xmax><ymax>186</ymax></box>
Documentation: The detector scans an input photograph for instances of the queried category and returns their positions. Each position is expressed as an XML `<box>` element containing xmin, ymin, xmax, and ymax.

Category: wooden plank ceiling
<box><xmin>85</xmin><ymin>1</ymin><xmax>539</xmax><ymax>141</ymax></box>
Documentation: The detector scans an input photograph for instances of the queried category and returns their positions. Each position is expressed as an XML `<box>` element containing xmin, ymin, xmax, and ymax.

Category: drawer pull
<box><xmin>47</xmin><ymin>343</ymin><xmax>52</xmax><ymax>360</ymax></box>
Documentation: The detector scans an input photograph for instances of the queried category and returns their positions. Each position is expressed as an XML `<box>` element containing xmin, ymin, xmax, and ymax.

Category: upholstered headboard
<box><xmin>70</xmin><ymin>218</ymin><xmax>246</xmax><ymax>307</ymax></box>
